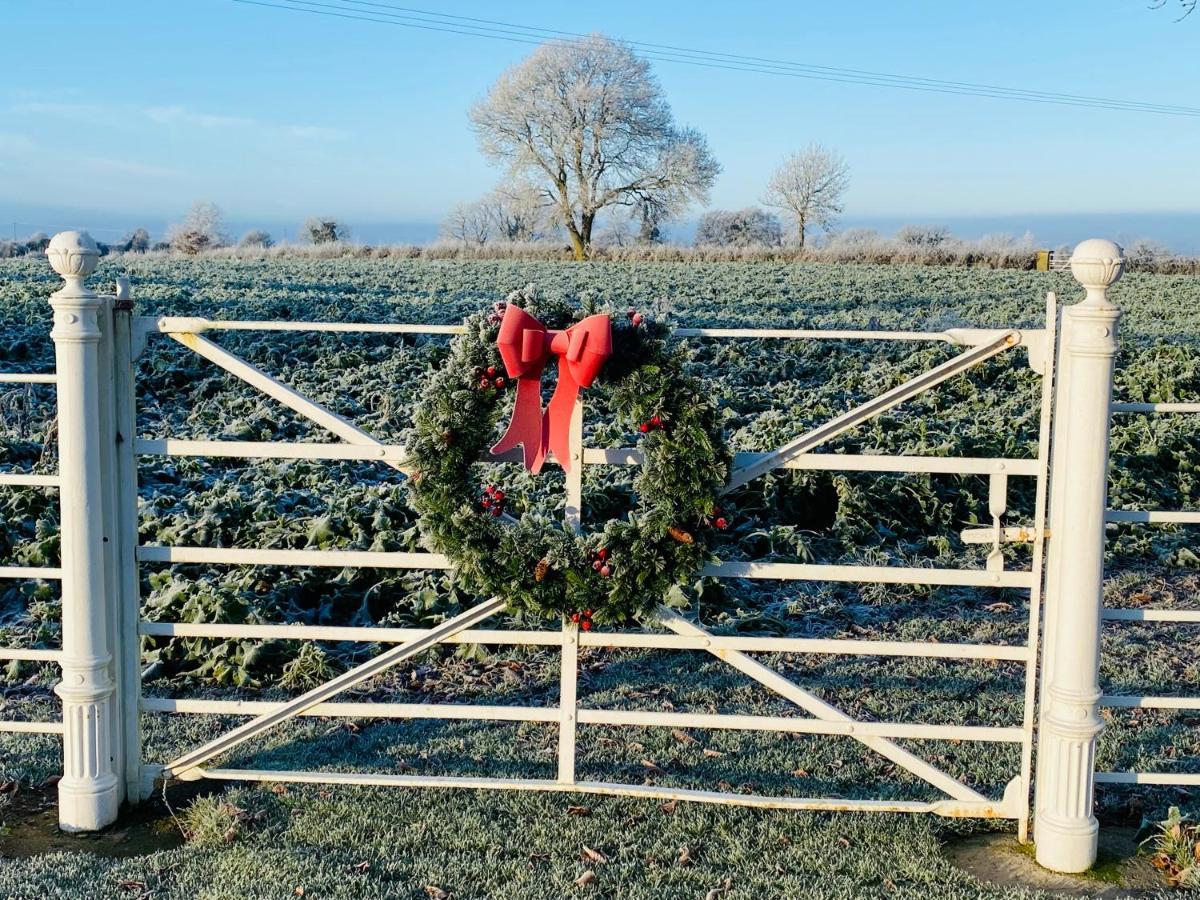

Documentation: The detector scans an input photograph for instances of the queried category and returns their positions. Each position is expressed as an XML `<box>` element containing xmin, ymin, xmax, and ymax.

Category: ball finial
<box><xmin>1069</xmin><ymin>238</ymin><xmax>1124</xmax><ymax>306</ymax></box>
<box><xmin>46</xmin><ymin>231</ymin><xmax>100</xmax><ymax>300</ymax></box>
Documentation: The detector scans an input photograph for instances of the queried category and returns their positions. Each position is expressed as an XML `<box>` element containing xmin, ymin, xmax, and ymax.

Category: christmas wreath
<box><xmin>404</xmin><ymin>290</ymin><xmax>730</xmax><ymax>626</ymax></box>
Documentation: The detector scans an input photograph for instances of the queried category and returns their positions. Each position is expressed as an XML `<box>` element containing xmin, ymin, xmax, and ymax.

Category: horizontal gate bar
<box><xmin>1111</xmin><ymin>402</ymin><xmax>1200</xmax><ymax>414</ymax></box>
<box><xmin>1106</xmin><ymin>509</ymin><xmax>1200</xmax><ymax>524</ymax></box>
<box><xmin>164</xmin><ymin>767</ymin><xmax>1015</xmax><ymax>818</ymax></box>
<box><xmin>152</xmin><ymin>316</ymin><xmax>1032</xmax><ymax>349</ymax></box>
<box><xmin>577</xmin><ymin>709</ymin><xmax>1024</xmax><ymax>743</ymax></box>
<box><xmin>138</xmin><ymin>546</ymin><xmax>452</xmax><ymax>569</ymax></box>
<box><xmin>0</xmin><ymin>566</ymin><xmax>63</xmax><ymax>580</ymax></box>
<box><xmin>0</xmin><ymin>647</ymin><xmax>62</xmax><ymax>662</ymax></box>
<box><xmin>0</xmin><ymin>720</ymin><xmax>63</xmax><ymax>734</ymax></box>
<box><xmin>140</xmin><ymin>545</ymin><xmax>1030</xmax><ymax>588</ymax></box>
<box><xmin>143</xmin><ymin>698</ymin><xmax>560</xmax><ymax>722</ymax></box>
<box><xmin>586</xmin><ymin>449</ymin><xmax>1039</xmax><ymax>477</ymax></box>
<box><xmin>136</xmin><ymin>440</ymin><xmax>1039</xmax><ymax>479</ymax></box>
<box><xmin>1099</xmin><ymin>695</ymin><xmax>1200</xmax><ymax>710</ymax></box>
<box><xmin>1101</xmin><ymin>608</ymin><xmax>1200</xmax><ymax>623</ymax></box>
<box><xmin>141</xmin><ymin>697</ymin><xmax>1022</xmax><ymax>742</ymax></box>
<box><xmin>0</xmin><ymin>473</ymin><xmax>60</xmax><ymax>487</ymax></box>
<box><xmin>1095</xmin><ymin>772</ymin><xmax>1200</xmax><ymax>786</ymax></box>
<box><xmin>138</xmin><ymin>620</ymin><xmax>1029</xmax><ymax>660</ymax></box>
<box><xmin>0</xmin><ymin>373</ymin><xmax>56</xmax><ymax>384</ymax></box>
<box><xmin>701</xmin><ymin>560</ymin><xmax>1033</xmax><ymax>588</ymax></box>
<box><xmin>136</xmin><ymin>439</ymin><xmax>409</xmax><ymax>463</ymax></box>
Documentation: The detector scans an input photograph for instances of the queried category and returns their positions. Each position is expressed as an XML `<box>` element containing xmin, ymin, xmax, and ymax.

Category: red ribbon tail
<box><xmin>491</xmin><ymin>376</ymin><xmax>545</xmax><ymax>472</ymax></box>
<box><xmin>545</xmin><ymin>356</ymin><xmax>581</xmax><ymax>474</ymax></box>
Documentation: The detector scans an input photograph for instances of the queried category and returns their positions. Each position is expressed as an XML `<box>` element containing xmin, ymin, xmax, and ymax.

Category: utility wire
<box><xmin>330</xmin><ymin>0</ymin><xmax>1200</xmax><ymax>115</ymax></box>
<box><xmin>230</xmin><ymin>0</ymin><xmax>1200</xmax><ymax>118</ymax></box>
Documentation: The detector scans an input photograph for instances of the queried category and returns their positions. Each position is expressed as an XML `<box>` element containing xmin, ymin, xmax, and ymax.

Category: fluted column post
<box><xmin>1034</xmin><ymin>238</ymin><xmax>1124</xmax><ymax>872</ymax></box>
<box><xmin>47</xmin><ymin>231</ymin><xmax>120</xmax><ymax>831</ymax></box>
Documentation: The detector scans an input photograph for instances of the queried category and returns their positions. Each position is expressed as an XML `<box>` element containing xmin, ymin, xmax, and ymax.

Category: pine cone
<box><xmin>667</xmin><ymin>525</ymin><xmax>694</xmax><ymax>544</ymax></box>
<box><xmin>534</xmin><ymin>558</ymin><xmax>550</xmax><ymax>582</ymax></box>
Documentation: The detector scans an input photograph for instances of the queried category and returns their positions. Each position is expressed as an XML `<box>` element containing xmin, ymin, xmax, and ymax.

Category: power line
<box><xmin>230</xmin><ymin>0</ymin><xmax>1200</xmax><ymax>118</ymax></box>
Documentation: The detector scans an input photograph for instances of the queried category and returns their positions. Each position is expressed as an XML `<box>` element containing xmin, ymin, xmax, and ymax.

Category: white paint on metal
<box><xmin>723</xmin><ymin>331</ymin><xmax>1020</xmax><ymax>492</ymax></box>
<box><xmin>588</xmin><ymin>448</ymin><xmax>1041</xmax><ymax>476</ymax></box>
<box><xmin>0</xmin><ymin>473</ymin><xmax>61</xmax><ymax>487</ymax></box>
<box><xmin>1101</xmin><ymin>608</ymin><xmax>1200</xmax><ymax>623</ymax></box>
<box><xmin>0</xmin><ymin>647</ymin><xmax>62</xmax><ymax>661</ymax></box>
<box><xmin>1098</xmin><ymin>695</ymin><xmax>1200</xmax><ymax>709</ymax></box>
<box><xmin>1105</xmin><ymin>509</ymin><xmax>1200</xmax><ymax>524</ymax></box>
<box><xmin>0</xmin><ymin>373</ymin><xmax>57</xmax><ymax>384</ymax></box>
<box><xmin>0</xmin><ymin>566</ymin><xmax>63</xmax><ymax>580</ymax></box>
<box><xmin>657</xmin><ymin>608</ymin><xmax>989</xmax><ymax>804</ymax></box>
<box><xmin>1094</xmin><ymin>772</ymin><xmax>1200</xmax><ymax>786</ymax></box>
<box><xmin>160</xmin><ymin>597</ymin><xmax>505</xmax><ymax>780</ymax></box>
<box><xmin>46</xmin><ymin>231</ymin><xmax>121</xmax><ymax>832</ymax></box>
<box><xmin>1034</xmin><ymin>239</ymin><xmax>1124</xmax><ymax>874</ymax></box>
<box><xmin>0</xmin><ymin>720</ymin><xmax>64</xmax><ymax>735</ymax></box>
<box><xmin>142</xmin><ymin>697</ymin><xmax>561</xmax><ymax>721</ymax></box>
<box><xmin>1110</xmin><ymin>402</ymin><xmax>1200</xmax><ymax>413</ymax></box>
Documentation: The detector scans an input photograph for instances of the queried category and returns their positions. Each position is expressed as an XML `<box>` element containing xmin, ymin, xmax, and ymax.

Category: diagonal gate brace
<box><xmin>162</xmin><ymin>597</ymin><xmax>505</xmax><ymax>780</ymax></box>
<box><xmin>723</xmin><ymin>331</ymin><xmax>1018</xmax><ymax>493</ymax></box>
<box><xmin>168</xmin><ymin>330</ymin><xmax>408</xmax><ymax>475</ymax></box>
<box><xmin>656</xmin><ymin>607</ymin><xmax>989</xmax><ymax>804</ymax></box>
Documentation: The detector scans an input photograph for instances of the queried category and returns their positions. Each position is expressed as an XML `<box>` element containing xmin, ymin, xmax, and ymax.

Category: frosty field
<box><xmin>1</xmin><ymin>256</ymin><xmax>1198</xmax><ymax>898</ymax></box>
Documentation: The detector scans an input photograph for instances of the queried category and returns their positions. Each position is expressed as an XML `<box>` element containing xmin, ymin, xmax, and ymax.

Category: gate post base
<box><xmin>57</xmin><ymin>777</ymin><xmax>120</xmax><ymax>833</ymax></box>
<box><xmin>1033</xmin><ymin>812</ymin><xmax>1098</xmax><ymax>874</ymax></box>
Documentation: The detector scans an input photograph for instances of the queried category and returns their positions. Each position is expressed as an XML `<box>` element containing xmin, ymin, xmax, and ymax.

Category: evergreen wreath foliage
<box><xmin>405</xmin><ymin>288</ymin><xmax>730</xmax><ymax>624</ymax></box>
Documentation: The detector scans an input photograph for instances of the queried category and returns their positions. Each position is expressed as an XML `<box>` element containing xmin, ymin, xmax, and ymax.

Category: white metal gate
<box><xmin>0</xmin><ymin>232</ymin><xmax>1131</xmax><ymax>874</ymax></box>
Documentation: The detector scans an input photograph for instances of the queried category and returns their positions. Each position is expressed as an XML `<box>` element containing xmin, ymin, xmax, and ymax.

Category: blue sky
<box><xmin>2</xmin><ymin>0</ymin><xmax>1198</xmax><ymax>246</ymax></box>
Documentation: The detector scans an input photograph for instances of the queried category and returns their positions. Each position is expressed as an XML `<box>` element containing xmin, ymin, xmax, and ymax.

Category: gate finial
<box><xmin>1069</xmin><ymin>238</ymin><xmax>1124</xmax><ymax>309</ymax></box>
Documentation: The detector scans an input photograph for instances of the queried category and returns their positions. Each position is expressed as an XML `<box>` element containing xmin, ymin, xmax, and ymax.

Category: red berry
<box><xmin>485</xmin><ymin>484</ymin><xmax>496</xmax><ymax>494</ymax></box>
<box><xmin>631</xmin><ymin>313</ymin><xmax>644</xmax><ymax>326</ymax></box>
<box><xmin>600</xmin><ymin>565</ymin><xmax>611</xmax><ymax>578</ymax></box>
<box><xmin>650</xmin><ymin>415</ymin><xmax>662</xmax><ymax>427</ymax></box>
<box><xmin>583</xmin><ymin>609</ymin><xmax>593</xmax><ymax>618</ymax></box>
<box><xmin>493</xmin><ymin>490</ymin><xmax>505</xmax><ymax>501</ymax></box>
<box><xmin>626</xmin><ymin>307</ymin><xmax>636</xmax><ymax>317</ymax></box>
<box><xmin>481</xmin><ymin>498</ymin><xmax>492</xmax><ymax>508</ymax></box>
<box><xmin>715</xmin><ymin>517</ymin><xmax>728</xmax><ymax>530</ymax></box>
<box><xmin>491</xmin><ymin>506</ymin><xmax>502</xmax><ymax>517</ymax></box>
<box><xmin>487</xmin><ymin>366</ymin><xmax>496</xmax><ymax>377</ymax></box>
<box><xmin>570</xmin><ymin>612</ymin><xmax>580</xmax><ymax>623</ymax></box>
<box><xmin>597</xmin><ymin>548</ymin><xmax>608</xmax><ymax>560</ymax></box>
<box><xmin>495</xmin><ymin>376</ymin><xmax>506</xmax><ymax>387</ymax></box>
<box><xmin>581</xmin><ymin>620</ymin><xmax>593</xmax><ymax>631</ymax></box>
<box><xmin>639</xmin><ymin>422</ymin><xmax>649</xmax><ymax>433</ymax></box>
<box><xmin>592</xmin><ymin>560</ymin><xmax>603</xmax><ymax>571</ymax></box>
<box><xmin>479</xmin><ymin>378</ymin><xmax>490</xmax><ymax>388</ymax></box>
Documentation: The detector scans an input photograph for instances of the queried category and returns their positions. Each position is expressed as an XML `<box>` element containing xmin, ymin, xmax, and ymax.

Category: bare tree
<box><xmin>762</xmin><ymin>145</ymin><xmax>850</xmax><ymax>249</ymax></box>
<box><xmin>482</xmin><ymin>183</ymin><xmax>551</xmax><ymax>241</ymax></box>
<box><xmin>441</xmin><ymin>202</ymin><xmax>492</xmax><ymax>246</ymax></box>
<box><xmin>470</xmin><ymin>34</ymin><xmax>719</xmax><ymax>260</ymax></box>
<box><xmin>168</xmin><ymin>201</ymin><xmax>228</xmax><ymax>255</ymax></box>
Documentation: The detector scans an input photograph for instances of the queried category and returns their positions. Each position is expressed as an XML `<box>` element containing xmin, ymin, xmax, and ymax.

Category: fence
<box><xmin>0</xmin><ymin>232</ymin><xmax>1141</xmax><ymax>874</ymax></box>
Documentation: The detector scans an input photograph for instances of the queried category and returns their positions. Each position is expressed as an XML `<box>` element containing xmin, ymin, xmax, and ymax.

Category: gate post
<box><xmin>46</xmin><ymin>231</ymin><xmax>120</xmax><ymax>831</ymax></box>
<box><xmin>1034</xmin><ymin>238</ymin><xmax>1124</xmax><ymax>873</ymax></box>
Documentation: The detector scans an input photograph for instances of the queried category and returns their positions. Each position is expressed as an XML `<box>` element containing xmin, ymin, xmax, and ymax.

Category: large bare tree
<box><xmin>762</xmin><ymin>145</ymin><xmax>850</xmax><ymax>249</ymax></box>
<box><xmin>470</xmin><ymin>34</ymin><xmax>719</xmax><ymax>260</ymax></box>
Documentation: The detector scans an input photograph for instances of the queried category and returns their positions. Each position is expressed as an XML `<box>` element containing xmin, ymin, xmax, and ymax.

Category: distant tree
<box><xmin>763</xmin><ymin>144</ymin><xmax>850</xmax><ymax>248</ymax></box>
<box><xmin>482</xmin><ymin>184</ymin><xmax>549</xmax><ymax>241</ymax></box>
<box><xmin>694</xmin><ymin>208</ymin><xmax>783</xmax><ymax>248</ymax></box>
<box><xmin>120</xmin><ymin>228</ymin><xmax>151</xmax><ymax>253</ymax></box>
<box><xmin>441</xmin><ymin>202</ymin><xmax>492</xmax><ymax>246</ymax></box>
<box><xmin>168</xmin><ymin>201</ymin><xmax>228</xmax><ymax>255</ymax></box>
<box><xmin>303</xmin><ymin>217</ymin><xmax>348</xmax><ymax>244</ymax></box>
<box><xmin>239</xmin><ymin>229</ymin><xmax>273</xmax><ymax>249</ymax></box>
<box><xmin>470</xmin><ymin>33</ymin><xmax>719</xmax><ymax>260</ymax></box>
<box><xmin>635</xmin><ymin>198</ymin><xmax>666</xmax><ymax>244</ymax></box>
<box><xmin>23</xmin><ymin>232</ymin><xmax>50</xmax><ymax>253</ymax></box>
<box><xmin>895</xmin><ymin>224</ymin><xmax>951</xmax><ymax>248</ymax></box>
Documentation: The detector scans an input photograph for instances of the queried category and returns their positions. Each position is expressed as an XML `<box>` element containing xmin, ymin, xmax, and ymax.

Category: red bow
<box><xmin>490</xmin><ymin>306</ymin><xmax>612</xmax><ymax>474</ymax></box>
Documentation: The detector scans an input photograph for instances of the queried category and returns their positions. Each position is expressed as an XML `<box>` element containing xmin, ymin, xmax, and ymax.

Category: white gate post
<box><xmin>46</xmin><ymin>231</ymin><xmax>121</xmax><ymax>831</ymax></box>
<box><xmin>1034</xmin><ymin>238</ymin><xmax>1124</xmax><ymax>873</ymax></box>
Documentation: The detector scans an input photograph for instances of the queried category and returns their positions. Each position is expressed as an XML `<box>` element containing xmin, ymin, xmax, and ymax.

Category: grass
<box><xmin>2</xmin><ymin>256</ymin><xmax>1199</xmax><ymax>896</ymax></box>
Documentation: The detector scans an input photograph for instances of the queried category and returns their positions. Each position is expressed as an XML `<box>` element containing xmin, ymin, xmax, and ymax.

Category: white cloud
<box><xmin>143</xmin><ymin>105</ymin><xmax>255</xmax><ymax>129</ymax></box>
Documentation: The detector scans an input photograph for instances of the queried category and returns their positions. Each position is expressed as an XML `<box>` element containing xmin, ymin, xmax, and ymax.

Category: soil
<box><xmin>944</xmin><ymin>827</ymin><xmax>1170</xmax><ymax>897</ymax></box>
